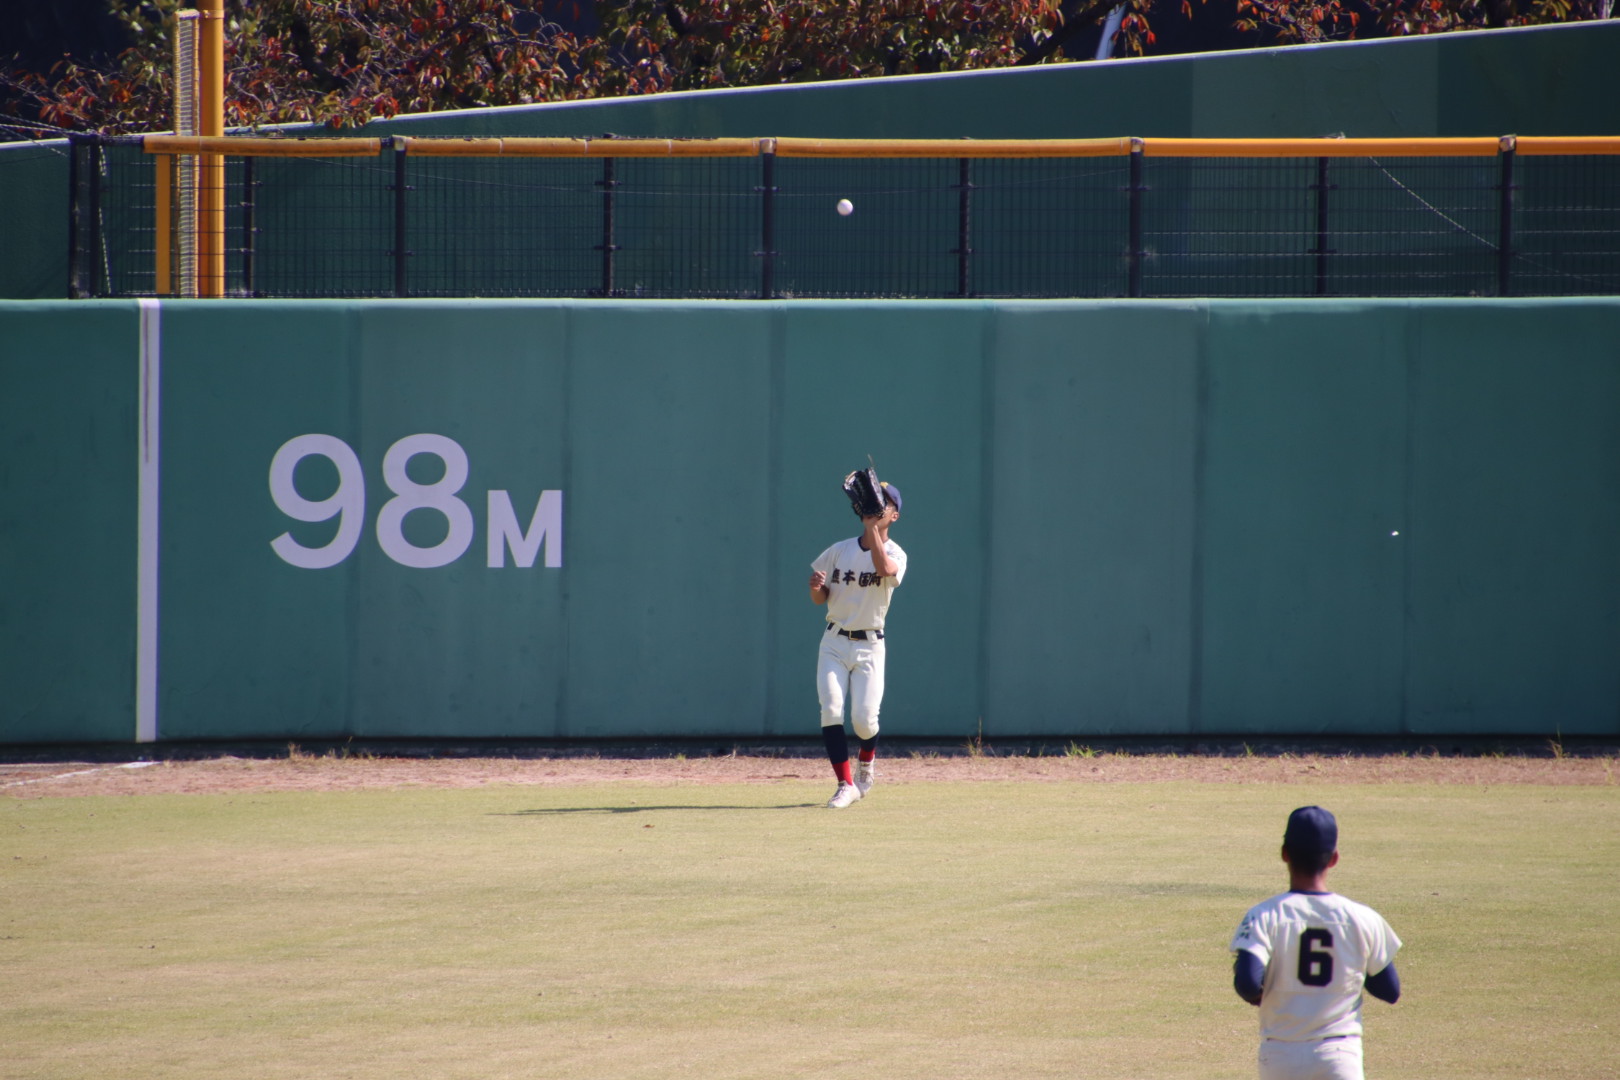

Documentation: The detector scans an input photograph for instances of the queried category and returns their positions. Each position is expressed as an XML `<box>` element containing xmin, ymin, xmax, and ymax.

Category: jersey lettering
<box><xmin>1297</xmin><ymin>928</ymin><xmax>1334</xmax><ymax>987</ymax></box>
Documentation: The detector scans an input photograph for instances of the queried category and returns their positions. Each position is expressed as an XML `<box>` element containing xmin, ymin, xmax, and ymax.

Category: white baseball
<box><xmin>836</xmin><ymin>198</ymin><xmax>854</xmax><ymax>216</ymax></box>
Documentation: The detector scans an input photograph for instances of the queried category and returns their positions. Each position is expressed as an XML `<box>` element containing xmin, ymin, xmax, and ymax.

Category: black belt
<box><xmin>828</xmin><ymin>623</ymin><xmax>883</xmax><ymax>640</ymax></box>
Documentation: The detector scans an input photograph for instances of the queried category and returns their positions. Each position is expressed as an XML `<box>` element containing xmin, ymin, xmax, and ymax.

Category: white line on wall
<box><xmin>137</xmin><ymin>299</ymin><xmax>161</xmax><ymax>744</ymax></box>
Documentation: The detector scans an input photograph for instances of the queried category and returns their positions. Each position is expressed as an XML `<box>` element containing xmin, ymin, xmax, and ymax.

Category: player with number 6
<box><xmin>1230</xmin><ymin>806</ymin><xmax>1402</xmax><ymax>1080</ymax></box>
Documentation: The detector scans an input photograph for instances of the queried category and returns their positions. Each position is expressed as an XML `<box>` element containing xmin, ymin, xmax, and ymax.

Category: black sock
<box><xmin>822</xmin><ymin>724</ymin><xmax>850</xmax><ymax>766</ymax></box>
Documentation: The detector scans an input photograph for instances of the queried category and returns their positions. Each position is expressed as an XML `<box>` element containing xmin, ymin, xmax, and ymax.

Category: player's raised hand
<box><xmin>864</xmin><ymin>505</ymin><xmax>897</xmax><ymax>530</ymax></box>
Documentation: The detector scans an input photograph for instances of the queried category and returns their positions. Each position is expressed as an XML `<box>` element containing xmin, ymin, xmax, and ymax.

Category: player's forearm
<box><xmin>865</xmin><ymin>524</ymin><xmax>898</xmax><ymax>578</ymax></box>
<box><xmin>810</xmin><ymin>585</ymin><xmax>829</xmax><ymax>605</ymax></box>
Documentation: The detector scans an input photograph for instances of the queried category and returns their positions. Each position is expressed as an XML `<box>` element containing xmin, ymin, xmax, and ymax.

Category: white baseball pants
<box><xmin>816</xmin><ymin>631</ymin><xmax>885</xmax><ymax>740</ymax></box>
<box><xmin>1258</xmin><ymin>1036</ymin><xmax>1364</xmax><ymax>1080</ymax></box>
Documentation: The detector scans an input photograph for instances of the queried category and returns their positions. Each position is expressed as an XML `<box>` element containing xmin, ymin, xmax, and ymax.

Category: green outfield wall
<box><xmin>2</xmin><ymin>296</ymin><xmax>1617</xmax><ymax>744</ymax></box>
<box><xmin>0</xmin><ymin>304</ymin><xmax>141</xmax><ymax>741</ymax></box>
<box><xmin>5</xmin><ymin>21</ymin><xmax>1620</xmax><ymax>301</ymax></box>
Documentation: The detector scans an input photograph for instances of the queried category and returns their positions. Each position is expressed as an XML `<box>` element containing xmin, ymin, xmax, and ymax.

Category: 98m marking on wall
<box><xmin>269</xmin><ymin>433</ymin><xmax>563</xmax><ymax>570</ymax></box>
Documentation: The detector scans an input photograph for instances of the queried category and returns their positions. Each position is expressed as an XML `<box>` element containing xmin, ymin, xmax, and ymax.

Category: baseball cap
<box><xmin>1283</xmin><ymin>806</ymin><xmax>1338</xmax><ymax>855</ymax></box>
<box><xmin>881</xmin><ymin>482</ymin><xmax>903</xmax><ymax>513</ymax></box>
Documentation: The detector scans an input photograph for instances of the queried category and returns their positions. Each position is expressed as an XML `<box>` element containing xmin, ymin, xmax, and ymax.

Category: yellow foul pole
<box><xmin>197</xmin><ymin>0</ymin><xmax>226</xmax><ymax>297</ymax></box>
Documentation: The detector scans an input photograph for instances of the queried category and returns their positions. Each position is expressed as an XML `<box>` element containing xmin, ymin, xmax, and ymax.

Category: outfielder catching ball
<box><xmin>1230</xmin><ymin>806</ymin><xmax>1403</xmax><ymax>1080</ymax></box>
<box><xmin>807</xmin><ymin>465</ymin><xmax>907</xmax><ymax>808</ymax></box>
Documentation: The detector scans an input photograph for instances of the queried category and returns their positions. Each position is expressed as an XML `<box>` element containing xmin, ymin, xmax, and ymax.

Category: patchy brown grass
<box><xmin>4</xmin><ymin>741</ymin><xmax>1615</xmax><ymax>798</ymax></box>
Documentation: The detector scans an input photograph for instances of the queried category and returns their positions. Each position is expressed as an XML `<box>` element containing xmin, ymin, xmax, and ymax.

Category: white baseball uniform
<box><xmin>811</xmin><ymin>534</ymin><xmax>906</xmax><ymax>739</ymax></box>
<box><xmin>1231</xmin><ymin>890</ymin><xmax>1401</xmax><ymax>1080</ymax></box>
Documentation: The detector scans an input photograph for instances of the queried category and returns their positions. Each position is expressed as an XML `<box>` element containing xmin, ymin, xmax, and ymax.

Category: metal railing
<box><xmin>66</xmin><ymin>133</ymin><xmax>1620</xmax><ymax>300</ymax></box>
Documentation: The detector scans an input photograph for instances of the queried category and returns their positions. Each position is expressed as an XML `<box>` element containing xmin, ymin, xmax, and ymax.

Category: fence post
<box><xmin>154</xmin><ymin>152</ymin><xmax>174</xmax><ymax>296</ymax></box>
<box><xmin>391</xmin><ymin>137</ymin><xmax>409</xmax><ymax>298</ymax></box>
<box><xmin>86</xmin><ymin>136</ymin><xmax>104</xmax><ymax>298</ymax></box>
<box><xmin>1312</xmin><ymin>157</ymin><xmax>1332</xmax><ymax>296</ymax></box>
<box><xmin>67</xmin><ymin>135</ymin><xmax>84</xmax><ymax>299</ymax></box>
<box><xmin>598</xmin><ymin>156</ymin><xmax>617</xmax><ymax>297</ymax></box>
<box><xmin>240</xmin><ymin>155</ymin><xmax>256</xmax><ymax>297</ymax></box>
<box><xmin>1497</xmin><ymin>135</ymin><xmax>1516</xmax><ymax>298</ymax></box>
<box><xmin>1127</xmin><ymin>138</ymin><xmax>1144</xmax><ymax>298</ymax></box>
<box><xmin>759</xmin><ymin>140</ymin><xmax>777</xmax><ymax>300</ymax></box>
<box><xmin>956</xmin><ymin>158</ymin><xmax>973</xmax><ymax>298</ymax></box>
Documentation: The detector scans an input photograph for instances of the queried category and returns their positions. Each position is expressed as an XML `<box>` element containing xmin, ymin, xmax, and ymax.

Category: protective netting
<box><xmin>69</xmin><ymin>137</ymin><xmax>1620</xmax><ymax>300</ymax></box>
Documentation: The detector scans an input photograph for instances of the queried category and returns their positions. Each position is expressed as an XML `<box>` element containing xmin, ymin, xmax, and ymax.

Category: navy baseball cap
<box><xmin>881</xmin><ymin>482</ymin><xmax>903</xmax><ymax>513</ymax></box>
<box><xmin>1283</xmin><ymin>806</ymin><xmax>1338</xmax><ymax>855</ymax></box>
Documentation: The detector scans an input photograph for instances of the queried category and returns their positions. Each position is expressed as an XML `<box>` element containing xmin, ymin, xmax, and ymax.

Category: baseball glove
<box><xmin>842</xmin><ymin>462</ymin><xmax>889</xmax><ymax>519</ymax></box>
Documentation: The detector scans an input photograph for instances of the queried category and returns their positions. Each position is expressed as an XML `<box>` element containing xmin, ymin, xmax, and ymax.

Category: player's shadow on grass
<box><xmin>501</xmin><ymin>802</ymin><xmax>820</xmax><ymax>815</ymax></box>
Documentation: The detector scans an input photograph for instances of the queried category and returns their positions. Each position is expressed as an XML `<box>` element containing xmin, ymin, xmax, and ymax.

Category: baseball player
<box><xmin>807</xmin><ymin>483</ymin><xmax>906</xmax><ymax>808</ymax></box>
<box><xmin>1230</xmin><ymin>806</ymin><xmax>1402</xmax><ymax>1080</ymax></box>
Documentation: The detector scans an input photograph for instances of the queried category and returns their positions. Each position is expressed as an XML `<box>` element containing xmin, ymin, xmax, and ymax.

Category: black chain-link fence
<box><xmin>68</xmin><ymin>134</ymin><xmax>1620</xmax><ymax>300</ymax></box>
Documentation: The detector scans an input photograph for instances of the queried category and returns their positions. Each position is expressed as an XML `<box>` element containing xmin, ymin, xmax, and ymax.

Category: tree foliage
<box><xmin>1</xmin><ymin>0</ymin><xmax>1091</xmax><ymax>133</ymax></box>
<box><xmin>585</xmin><ymin>0</ymin><xmax>1071</xmax><ymax>92</ymax></box>
<box><xmin>2</xmin><ymin>0</ymin><xmax>599</xmax><ymax>133</ymax></box>
<box><xmin>1233</xmin><ymin>0</ymin><xmax>1614</xmax><ymax>44</ymax></box>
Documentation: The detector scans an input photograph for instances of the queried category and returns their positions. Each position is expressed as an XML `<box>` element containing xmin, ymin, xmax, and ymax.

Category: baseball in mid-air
<box><xmin>836</xmin><ymin>198</ymin><xmax>854</xmax><ymax>216</ymax></box>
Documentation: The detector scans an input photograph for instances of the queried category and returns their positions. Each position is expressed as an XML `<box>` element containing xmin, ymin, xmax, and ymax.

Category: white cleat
<box><xmin>854</xmin><ymin>760</ymin><xmax>875</xmax><ymax>796</ymax></box>
<box><xmin>827</xmin><ymin>782</ymin><xmax>862</xmax><ymax>809</ymax></box>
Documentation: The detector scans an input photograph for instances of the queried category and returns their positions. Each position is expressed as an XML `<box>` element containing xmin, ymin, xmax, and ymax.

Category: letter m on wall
<box><xmin>486</xmin><ymin>490</ymin><xmax>564</xmax><ymax>568</ymax></box>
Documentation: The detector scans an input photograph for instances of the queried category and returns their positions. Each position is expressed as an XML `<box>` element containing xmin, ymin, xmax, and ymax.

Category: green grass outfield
<box><xmin>4</xmin><ymin>780</ymin><xmax>1616</xmax><ymax>1079</ymax></box>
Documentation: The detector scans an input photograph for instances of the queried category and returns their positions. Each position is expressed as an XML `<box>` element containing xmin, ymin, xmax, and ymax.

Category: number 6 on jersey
<box><xmin>1297</xmin><ymin>928</ymin><xmax>1334</xmax><ymax>986</ymax></box>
